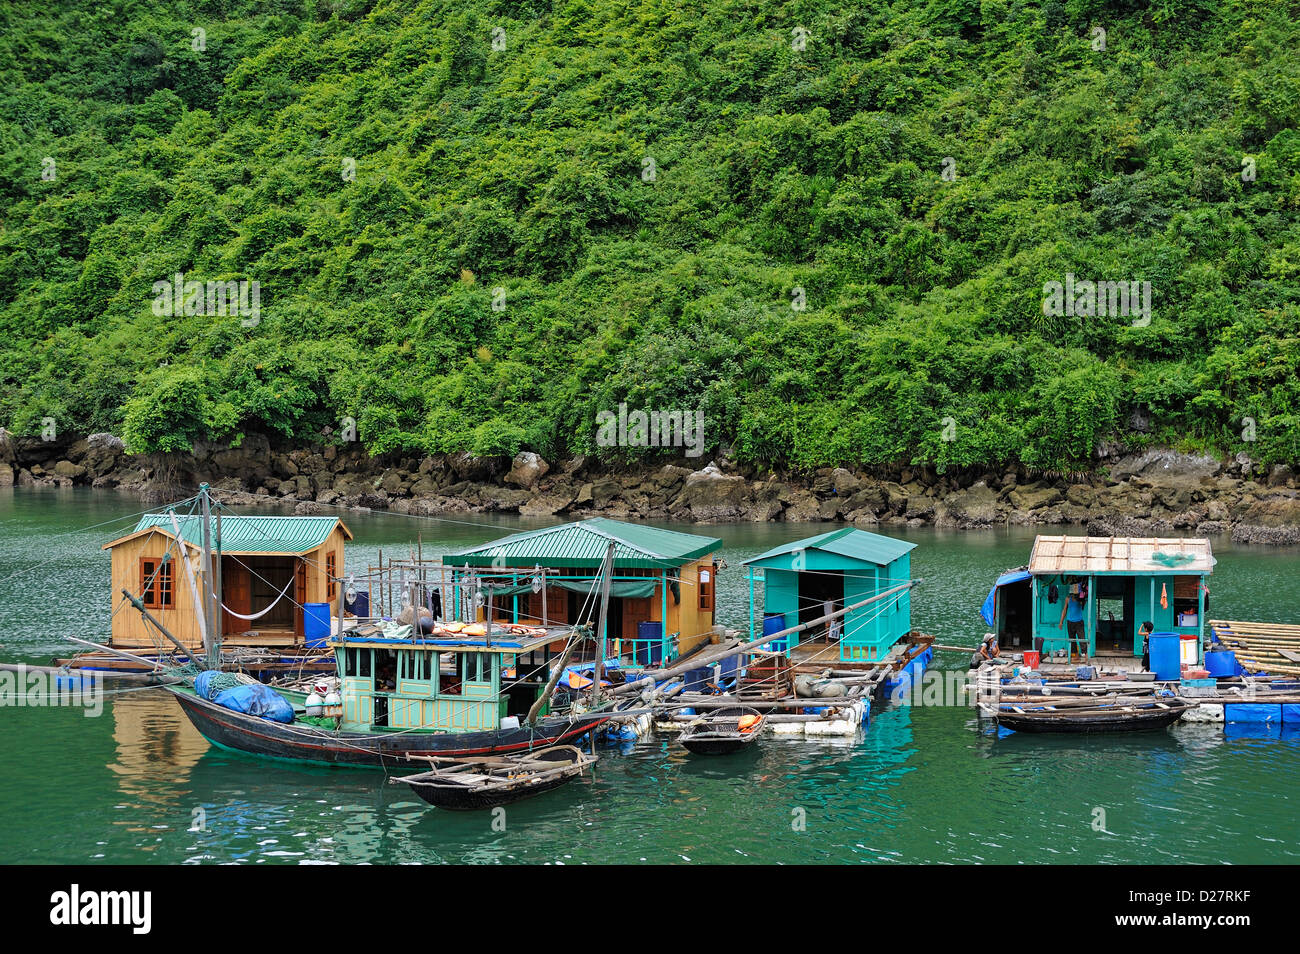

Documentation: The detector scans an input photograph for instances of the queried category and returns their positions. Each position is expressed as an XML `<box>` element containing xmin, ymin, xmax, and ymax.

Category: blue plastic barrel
<box><xmin>763</xmin><ymin>612</ymin><xmax>787</xmax><ymax>651</ymax></box>
<box><xmin>1204</xmin><ymin>649</ymin><xmax>1238</xmax><ymax>678</ymax></box>
<box><xmin>303</xmin><ymin>602</ymin><xmax>331</xmax><ymax>647</ymax></box>
<box><xmin>1148</xmin><ymin>632</ymin><xmax>1181</xmax><ymax>680</ymax></box>
<box><xmin>637</xmin><ymin>621</ymin><xmax>663</xmax><ymax>665</ymax></box>
<box><xmin>683</xmin><ymin>667</ymin><xmax>713</xmax><ymax>693</ymax></box>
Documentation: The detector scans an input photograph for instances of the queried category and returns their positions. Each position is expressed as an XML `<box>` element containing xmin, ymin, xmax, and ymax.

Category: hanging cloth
<box><xmin>1160</xmin><ymin>582</ymin><xmax>1168</xmax><ymax>610</ymax></box>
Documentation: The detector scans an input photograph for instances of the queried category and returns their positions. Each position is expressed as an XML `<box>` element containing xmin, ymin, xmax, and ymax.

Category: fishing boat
<box><xmin>679</xmin><ymin>705</ymin><xmax>766</xmax><ymax>754</ymax></box>
<box><xmin>392</xmin><ymin>745</ymin><xmax>596</xmax><ymax>810</ymax></box>
<box><xmin>166</xmin><ymin>622</ymin><xmax>613</xmax><ymax>766</ymax></box>
<box><xmin>991</xmin><ymin>696</ymin><xmax>1190</xmax><ymax>734</ymax></box>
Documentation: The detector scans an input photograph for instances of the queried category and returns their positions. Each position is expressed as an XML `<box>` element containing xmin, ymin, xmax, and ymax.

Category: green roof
<box><xmin>744</xmin><ymin>527</ymin><xmax>915</xmax><ymax>569</ymax></box>
<box><xmin>445</xmin><ymin>518</ymin><xmax>721</xmax><ymax>569</ymax></box>
<box><xmin>128</xmin><ymin>513</ymin><xmax>349</xmax><ymax>555</ymax></box>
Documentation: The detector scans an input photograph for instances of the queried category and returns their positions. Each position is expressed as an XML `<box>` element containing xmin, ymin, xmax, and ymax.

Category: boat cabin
<box><xmin>742</xmin><ymin>527</ymin><xmax>916</xmax><ymax>664</ymax></box>
<box><xmin>331</xmin><ymin>626</ymin><xmax>563</xmax><ymax>731</ymax></box>
<box><xmin>443</xmin><ymin>518</ymin><xmax>722</xmax><ymax>669</ymax></box>
<box><xmin>102</xmin><ymin>513</ymin><xmax>351</xmax><ymax>651</ymax></box>
<box><xmin>983</xmin><ymin>535</ymin><xmax>1214</xmax><ymax>665</ymax></box>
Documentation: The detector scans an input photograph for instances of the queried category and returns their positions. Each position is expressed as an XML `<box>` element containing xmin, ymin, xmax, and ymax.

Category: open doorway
<box><xmin>1095</xmin><ymin>576</ymin><xmax>1135</xmax><ymax>653</ymax></box>
<box><xmin>797</xmin><ymin>569</ymin><xmax>843</xmax><ymax>638</ymax></box>
<box><xmin>997</xmin><ymin>578</ymin><xmax>1032</xmax><ymax>648</ymax></box>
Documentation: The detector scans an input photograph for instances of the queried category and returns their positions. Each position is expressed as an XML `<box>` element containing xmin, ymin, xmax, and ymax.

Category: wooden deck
<box><xmin>1210</xmin><ymin>619</ymin><xmax>1300</xmax><ymax>676</ymax></box>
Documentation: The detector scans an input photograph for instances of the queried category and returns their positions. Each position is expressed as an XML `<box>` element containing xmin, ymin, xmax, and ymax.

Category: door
<box><xmin>294</xmin><ymin>560</ymin><xmax>307</xmax><ymax>642</ymax></box>
<box><xmin>221</xmin><ymin>559</ymin><xmax>252</xmax><ymax>635</ymax></box>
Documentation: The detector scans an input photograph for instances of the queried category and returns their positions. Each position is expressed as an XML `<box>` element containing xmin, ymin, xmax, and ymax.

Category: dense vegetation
<box><xmin>2</xmin><ymin>0</ymin><xmax>1299</xmax><ymax>471</ymax></box>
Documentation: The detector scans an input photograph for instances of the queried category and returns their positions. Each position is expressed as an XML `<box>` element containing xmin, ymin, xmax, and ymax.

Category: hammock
<box><xmin>213</xmin><ymin>575</ymin><xmax>296</xmax><ymax>621</ymax></box>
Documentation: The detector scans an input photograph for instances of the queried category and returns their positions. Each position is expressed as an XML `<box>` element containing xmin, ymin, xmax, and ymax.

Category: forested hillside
<box><xmin>2</xmin><ymin>0</ymin><xmax>1299</xmax><ymax>471</ymax></box>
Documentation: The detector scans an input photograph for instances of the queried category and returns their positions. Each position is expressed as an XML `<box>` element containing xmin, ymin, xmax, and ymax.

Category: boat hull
<box><xmin>678</xmin><ymin>705</ymin><xmax>765</xmax><ymax>755</ymax></box>
<box><xmin>995</xmin><ymin>704</ymin><xmax>1188</xmax><ymax>734</ymax></box>
<box><xmin>680</xmin><ymin>737</ymin><xmax>755</xmax><ymax>755</ymax></box>
<box><xmin>397</xmin><ymin>748</ymin><xmax>594</xmax><ymax>810</ymax></box>
<box><xmin>168</xmin><ymin>688</ymin><xmax>610</xmax><ymax>767</ymax></box>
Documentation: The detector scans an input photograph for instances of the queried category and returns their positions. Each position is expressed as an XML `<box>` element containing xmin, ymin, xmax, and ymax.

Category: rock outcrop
<box><xmin>3</xmin><ymin>435</ymin><xmax>1297</xmax><ymax>544</ymax></box>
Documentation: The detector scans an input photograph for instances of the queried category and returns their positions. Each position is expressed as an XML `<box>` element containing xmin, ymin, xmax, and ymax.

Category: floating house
<box><xmin>443</xmin><ymin>518</ymin><xmax>723</xmax><ymax>666</ymax></box>
<box><xmin>102</xmin><ymin>513</ymin><xmax>351</xmax><ymax>650</ymax></box>
<box><xmin>982</xmin><ymin>535</ymin><xmax>1214</xmax><ymax>666</ymax></box>
<box><xmin>742</xmin><ymin>527</ymin><xmax>917</xmax><ymax>665</ymax></box>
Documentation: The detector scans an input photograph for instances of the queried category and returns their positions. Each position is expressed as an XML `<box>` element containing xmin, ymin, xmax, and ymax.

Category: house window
<box><xmin>140</xmin><ymin>557</ymin><xmax>174</xmax><ymax>609</ymax></box>
<box><xmin>699</xmin><ymin>565</ymin><xmax>715</xmax><ymax>613</ymax></box>
<box><xmin>326</xmin><ymin>552</ymin><xmax>337</xmax><ymax>601</ymax></box>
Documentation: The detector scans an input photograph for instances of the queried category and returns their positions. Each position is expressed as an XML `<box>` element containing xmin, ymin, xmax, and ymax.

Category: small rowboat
<box><xmin>993</xmin><ymin>697</ymin><xmax>1190</xmax><ymax>734</ymax></box>
<box><xmin>679</xmin><ymin>706</ymin><xmax>766</xmax><ymax>755</ymax></box>
<box><xmin>392</xmin><ymin>745</ymin><xmax>596</xmax><ymax>810</ymax></box>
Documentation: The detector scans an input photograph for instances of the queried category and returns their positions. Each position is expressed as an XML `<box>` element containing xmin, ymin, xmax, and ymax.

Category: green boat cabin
<box><xmin>329</xmin><ymin>628</ymin><xmax>562</xmax><ymax>732</ymax></box>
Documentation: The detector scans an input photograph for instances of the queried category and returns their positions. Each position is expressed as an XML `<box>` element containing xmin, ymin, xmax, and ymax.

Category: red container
<box><xmin>1023</xmin><ymin>650</ymin><xmax>1041</xmax><ymax>669</ymax></box>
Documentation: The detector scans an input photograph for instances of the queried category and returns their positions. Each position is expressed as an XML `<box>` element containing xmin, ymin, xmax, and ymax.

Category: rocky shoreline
<box><xmin>2</xmin><ymin>430</ymin><xmax>1298</xmax><ymax>545</ymax></box>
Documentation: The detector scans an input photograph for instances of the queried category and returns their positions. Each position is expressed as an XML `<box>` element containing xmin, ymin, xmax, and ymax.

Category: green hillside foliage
<box><xmin>2</xmin><ymin>0</ymin><xmax>1299</xmax><ymax>470</ymax></box>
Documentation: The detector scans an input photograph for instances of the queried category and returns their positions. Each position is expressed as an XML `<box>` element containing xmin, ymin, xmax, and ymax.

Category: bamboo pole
<box><xmin>526</xmin><ymin>629</ymin><xmax>582</xmax><ymax>726</ymax></box>
<box><xmin>167</xmin><ymin>509</ymin><xmax>208</xmax><ymax>661</ymax></box>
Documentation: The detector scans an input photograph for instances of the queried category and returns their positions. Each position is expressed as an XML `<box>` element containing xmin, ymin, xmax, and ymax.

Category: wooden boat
<box><xmin>679</xmin><ymin>705</ymin><xmax>765</xmax><ymax>754</ymax></box>
<box><xmin>993</xmin><ymin>697</ymin><xmax>1190</xmax><ymax>734</ymax></box>
<box><xmin>166</xmin><ymin>625</ymin><xmax>613</xmax><ymax>767</ymax></box>
<box><xmin>393</xmin><ymin>745</ymin><xmax>596</xmax><ymax>810</ymax></box>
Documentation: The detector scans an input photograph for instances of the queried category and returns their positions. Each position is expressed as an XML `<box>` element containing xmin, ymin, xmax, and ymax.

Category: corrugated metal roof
<box><xmin>444</xmin><ymin>518</ymin><xmax>721</xmax><ymax>569</ymax></box>
<box><xmin>1028</xmin><ymin>535</ymin><xmax>1215</xmax><ymax>575</ymax></box>
<box><xmin>126</xmin><ymin>513</ymin><xmax>350</xmax><ymax>555</ymax></box>
<box><xmin>744</xmin><ymin>527</ymin><xmax>915</xmax><ymax>568</ymax></box>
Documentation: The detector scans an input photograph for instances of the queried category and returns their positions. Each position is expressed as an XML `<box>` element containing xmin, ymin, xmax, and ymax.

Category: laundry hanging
<box><xmin>1160</xmin><ymin>582</ymin><xmax>1168</xmax><ymax>609</ymax></box>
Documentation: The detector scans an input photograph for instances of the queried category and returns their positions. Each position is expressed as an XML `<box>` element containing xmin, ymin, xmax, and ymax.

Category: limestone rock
<box><xmin>506</xmin><ymin>452</ymin><xmax>550</xmax><ymax>490</ymax></box>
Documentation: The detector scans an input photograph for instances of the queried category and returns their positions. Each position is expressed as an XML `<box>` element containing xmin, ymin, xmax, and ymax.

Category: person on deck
<box><xmin>1059</xmin><ymin>585</ymin><xmax>1087</xmax><ymax>659</ymax></box>
<box><xmin>970</xmin><ymin>633</ymin><xmax>1000</xmax><ymax>668</ymax></box>
<box><xmin>1139</xmin><ymin>620</ymin><xmax>1155</xmax><ymax>672</ymax></box>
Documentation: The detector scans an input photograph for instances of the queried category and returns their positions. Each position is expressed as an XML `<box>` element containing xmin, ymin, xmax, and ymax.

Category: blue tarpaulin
<box><xmin>212</xmin><ymin>684</ymin><xmax>296</xmax><ymax>723</ymax></box>
<box><xmin>980</xmin><ymin>570</ymin><xmax>1031</xmax><ymax>626</ymax></box>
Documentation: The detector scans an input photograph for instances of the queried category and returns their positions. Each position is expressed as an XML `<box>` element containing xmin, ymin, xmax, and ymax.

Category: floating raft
<box><xmin>1209</xmin><ymin>620</ymin><xmax>1300</xmax><ymax>676</ymax></box>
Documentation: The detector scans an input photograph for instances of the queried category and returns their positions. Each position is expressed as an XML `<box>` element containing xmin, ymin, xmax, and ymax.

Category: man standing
<box><xmin>1059</xmin><ymin>584</ymin><xmax>1087</xmax><ymax>660</ymax></box>
<box><xmin>1139</xmin><ymin>620</ymin><xmax>1155</xmax><ymax>672</ymax></box>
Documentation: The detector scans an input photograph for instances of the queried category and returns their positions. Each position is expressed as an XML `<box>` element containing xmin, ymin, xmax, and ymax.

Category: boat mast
<box><xmin>592</xmin><ymin>541</ymin><xmax>616</xmax><ymax>705</ymax></box>
<box><xmin>199</xmin><ymin>483</ymin><xmax>218</xmax><ymax>669</ymax></box>
<box><xmin>213</xmin><ymin>505</ymin><xmax>223</xmax><ymax>665</ymax></box>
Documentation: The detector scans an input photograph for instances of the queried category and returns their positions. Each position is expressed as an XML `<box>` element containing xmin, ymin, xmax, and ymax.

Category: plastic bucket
<box><xmin>1023</xmin><ymin>650</ymin><xmax>1041</xmax><ymax>669</ymax></box>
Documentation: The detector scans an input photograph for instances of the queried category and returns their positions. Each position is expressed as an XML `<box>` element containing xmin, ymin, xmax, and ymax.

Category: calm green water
<box><xmin>2</xmin><ymin>487</ymin><xmax>1299</xmax><ymax>864</ymax></box>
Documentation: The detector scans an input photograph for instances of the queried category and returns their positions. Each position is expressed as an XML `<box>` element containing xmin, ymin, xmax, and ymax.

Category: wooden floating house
<box><xmin>742</xmin><ymin>527</ymin><xmax>918</xmax><ymax>667</ymax></box>
<box><xmin>984</xmin><ymin>535</ymin><xmax>1214</xmax><ymax>668</ymax></box>
<box><xmin>101</xmin><ymin>513</ymin><xmax>352</xmax><ymax>651</ymax></box>
<box><xmin>442</xmin><ymin>518</ymin><xmax>723</xmax><ymax>669</ymax></box>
